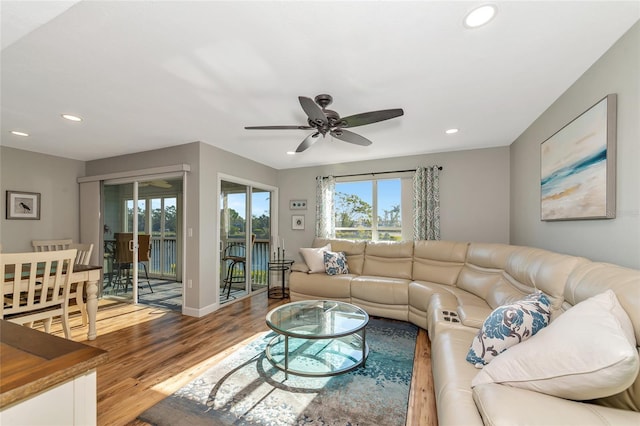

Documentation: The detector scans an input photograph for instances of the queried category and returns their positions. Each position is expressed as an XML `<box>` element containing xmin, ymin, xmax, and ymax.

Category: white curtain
<box><xmin>316</xmin><ymin>176</ymin><xmax>335</xmax><ymax>238</ymax></box>
<box><xmin>413</xmin><ymin>166</ymin><xmax>441</xmax><ymax>240</ymax></box>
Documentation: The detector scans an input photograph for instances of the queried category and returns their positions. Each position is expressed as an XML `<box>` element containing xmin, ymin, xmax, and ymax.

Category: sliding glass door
<box><xmin>219</xmin><ymin>179</ymin><xmax>274</xmax><ymax>304</ymax></box>
<box><xmin>103</xmin><ymin>182</ymin><xmax>137</xmax><ymax>302</ymax></box>
<box><xmin>103</xmin><ymin>176</ymin><xmax>183</xmax><ymax>305</ymax></box>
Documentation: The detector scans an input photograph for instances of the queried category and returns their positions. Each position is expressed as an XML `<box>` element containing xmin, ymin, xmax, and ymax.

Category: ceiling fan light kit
<box><xmin>464</xmin><ymin>4</ymin><xmax>498</xmax><ymax>29</ymax></box>
<box><xmin>245</xmin><ymin>94</ymin><xmax>404</xmax><ymax>153</ymax></box>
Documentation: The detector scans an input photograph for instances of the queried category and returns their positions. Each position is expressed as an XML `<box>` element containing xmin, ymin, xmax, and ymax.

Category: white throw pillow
<box><xmin>471</xmin><ymin>290</ymin><xmax>639</xmax><ymax>400</ymax></box>
<box><xmin>299</xmin><ymin>244</ymin><xmax>332</xmax><ymax>274</ymax></box>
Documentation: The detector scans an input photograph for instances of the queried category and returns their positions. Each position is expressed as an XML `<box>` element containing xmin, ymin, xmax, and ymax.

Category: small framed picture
<box><xmin>292</xmin><ymin>214</ymin><xmax>305</xmax><ymax>230</ymax></box>
<box><xmin>6</xmin><ymin>190</ymin><xmax>41</xmax><ymax>220</ymax></box>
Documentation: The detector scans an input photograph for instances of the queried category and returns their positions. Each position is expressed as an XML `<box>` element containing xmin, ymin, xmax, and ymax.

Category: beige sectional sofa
<box><xmin>289</xmin><ymin>238</ymin><xmax>640</xmax><ymax>425</ymax></box>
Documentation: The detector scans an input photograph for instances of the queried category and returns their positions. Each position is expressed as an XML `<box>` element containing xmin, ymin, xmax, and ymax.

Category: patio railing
<box><xmin>149</xmin><ymin>237</ymin><xmax>177</xmax><ymax>278</ymax></box>
<box><xmin>146</xmin><ymin>237</ymin><xmax>273</xmax><ymax>285</ymax></box>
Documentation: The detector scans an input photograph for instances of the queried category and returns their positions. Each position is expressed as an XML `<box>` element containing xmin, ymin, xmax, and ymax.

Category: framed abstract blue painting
<box><xmin>540</xmin><ymin>94</ymin><xmax>617</xmax><ymax>221</ymax></box>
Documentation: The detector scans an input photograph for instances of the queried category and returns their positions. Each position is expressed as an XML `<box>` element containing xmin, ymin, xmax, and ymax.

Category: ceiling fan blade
<box><xmin>299</xmin><ymin>96</ymin><xmax>328</xmax><ymax>127</ymax></box>
<box><xmin>338</xmin><ymin>108</ymin><xmax>404</xmax><ymax>128</ymax></box>
<box><xmin>296</xmin><ymin>132</ymin><xmax>321</xmax><ymax>153</ymax></box>
<box><xmin>245</xmin><ymin>125</ymin><xmax>313</xmax><ymax>130</ymax></box>
<box><xmin>330</xmin><ymin>129</ymin><xmax>372</xmax><ymax>146</ymax></box>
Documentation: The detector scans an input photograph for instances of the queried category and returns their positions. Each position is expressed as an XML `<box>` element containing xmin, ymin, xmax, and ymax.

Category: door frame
<box><xmin>217</xmin><ymin>173</ymin><xmax>278</xmax><ymax>302</ymax></box>
<box><xmin>103</xmin><ymin>172</ymin><xmax>185</xmax><ymax>305</ymax></box>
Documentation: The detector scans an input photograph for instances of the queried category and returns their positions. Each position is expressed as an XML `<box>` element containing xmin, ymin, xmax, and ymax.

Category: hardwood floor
<box><xmin>48</xmin><ymin>292</ymin><xmax>438</xmax><ymax>425</ymax></box>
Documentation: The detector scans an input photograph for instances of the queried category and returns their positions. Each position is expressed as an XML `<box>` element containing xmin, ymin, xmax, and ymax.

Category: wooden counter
<box><xmin>0</xmin><ymin>320</ymin><xmax>108</xmax><ymax>409</ymax></box>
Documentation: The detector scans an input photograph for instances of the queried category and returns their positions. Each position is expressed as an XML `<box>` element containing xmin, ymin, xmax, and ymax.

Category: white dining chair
<box><xmin>69</xmin><ymin>242</ymin><xmax>94</xmax><ymax>266</ymax></box>
<box><xmin>32</xmin><ymin>239</ymin><xmax>73</xmax><ymax>252</ymax></box>
<box><xmin>68</xmin><ymin>243</ymin><xmax>94</xmax><ymax>326</ymax></box>
<box><xmin>1</xmin><ymin>249</ymin><xmax>77</xmax><ymax>339</ymax></box>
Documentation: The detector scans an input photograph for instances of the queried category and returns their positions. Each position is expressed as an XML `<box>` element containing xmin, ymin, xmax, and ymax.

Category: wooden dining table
<box><xmin>3</xmin><ymin>263</ymin><xmax>103</xmax><ymax>340</ymax></box>
<box><xmin>67</xmin><ymin>264</ymin><xmax>102</xmax><ymax>340</ymax></box>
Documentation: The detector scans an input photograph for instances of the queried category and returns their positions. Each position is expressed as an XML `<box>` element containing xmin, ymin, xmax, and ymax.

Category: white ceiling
<box><xmin>1</xmin><ymin>1</ymin><xmax>638</xmax><ymax>170</ymax></box>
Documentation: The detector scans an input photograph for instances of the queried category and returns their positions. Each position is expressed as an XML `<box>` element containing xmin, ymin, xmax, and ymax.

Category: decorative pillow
<box><xmin>299</xmin><ymin>244</ymin><xmax>331</xmax><ymax>273</ymax></box>
<box><xmin>471</xmin><ymin>290</ymin><xmax>639</xmax><ymax>400</ymax></box>
<box><xmin>324</xmin><ymin>251</ymin><xmax>349</xmax><ymax>276</ymax></box>
<box><xmin>466</xmin><ymin>292</ymin><xmax>551</xmax><ymax>368</ymax></box>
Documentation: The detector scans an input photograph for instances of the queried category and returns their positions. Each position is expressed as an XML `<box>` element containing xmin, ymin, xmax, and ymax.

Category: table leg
<box><xmin>281</xmin><ymin>268</ymin><xmax>286</xmax><ymax>297</ymax></box>
<box><xmin>284</xmin><ymin>335</ymin><xmax>289</xmax><ymax>380</ymax></box>
<box><xmin>362</xmin><ymin>328</ymin><xmax>367</xmax><ymax>367</ymax></box>
<box><xmin>86</xmin><ymin>278</ymin><xmax>98</xmax><ymax>340</ymax></box>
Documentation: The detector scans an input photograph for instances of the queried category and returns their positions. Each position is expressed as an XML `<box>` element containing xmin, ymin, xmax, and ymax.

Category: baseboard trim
<box><xmin>182</xmin><ymin>302</ymin><xmax>218</xmax><ymax>317</ymax></box>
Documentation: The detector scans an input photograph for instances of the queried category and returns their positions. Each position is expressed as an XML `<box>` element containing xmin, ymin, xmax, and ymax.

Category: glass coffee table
<box><xmin>265</xmin><ymin>300</ymin><xmax>369</xmax><ymax>378</ymax></box>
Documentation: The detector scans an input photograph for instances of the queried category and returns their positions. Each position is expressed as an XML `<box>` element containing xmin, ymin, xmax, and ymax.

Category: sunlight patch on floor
<box><xmin>150</xmin><ymin>331</ymin><xmax>267</xmax><ymax>397</ymax></box>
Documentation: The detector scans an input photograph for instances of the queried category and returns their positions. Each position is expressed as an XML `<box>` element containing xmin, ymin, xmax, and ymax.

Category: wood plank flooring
<box><xmin>43</xmin><ymin>292</ymin><xmax>438</xmax><ymax>425</ymax></box>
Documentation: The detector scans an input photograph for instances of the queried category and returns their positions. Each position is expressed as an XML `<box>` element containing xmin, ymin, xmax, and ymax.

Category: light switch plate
<box><xmin>290</xmin><ymin>199</ymin><xmax>307</xmax><ymax>210</ymax></box>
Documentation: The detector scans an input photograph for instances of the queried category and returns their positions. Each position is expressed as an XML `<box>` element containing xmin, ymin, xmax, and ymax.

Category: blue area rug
<box><xmin>138</xmin><ymin>318</ymin><xmax>418</xmax><ymax>425</ymax></box>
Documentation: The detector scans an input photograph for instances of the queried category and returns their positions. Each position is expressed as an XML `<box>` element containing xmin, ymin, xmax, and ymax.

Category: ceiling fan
<box><xmin>139</xmin><ymin>179</ymin><xmax>172</xmax><ymax>189</ymax></box>
<box><xmin>245</xmin><ymin>94</ymin><xmax>404</xmax><ymax>153</ymax></box>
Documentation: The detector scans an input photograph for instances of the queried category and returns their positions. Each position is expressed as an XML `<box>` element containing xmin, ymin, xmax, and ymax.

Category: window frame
<box><xmin>334</xmin><ymin>173</ymin><xmax>411</xmax><ymax>241</ymax></box>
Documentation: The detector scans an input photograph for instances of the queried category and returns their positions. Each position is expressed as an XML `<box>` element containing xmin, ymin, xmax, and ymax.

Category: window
<box><xmin>335</xmin><ymin>178</ymin><xmax>402</xmax><ymax>241</ymax></box>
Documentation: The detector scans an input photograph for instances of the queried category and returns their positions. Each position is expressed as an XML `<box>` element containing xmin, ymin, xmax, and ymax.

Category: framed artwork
<box><xmin>540</xmin><ymin>94</ymin><xmax>617</xmax><ymax>221</ymax></box>
<box><xmin>6</xmin><ymin>190</ymin><xmax>41</xmax><ymax>220</ymax></box>
<box><xmin>292</xmin><ymin>214</ymin><xmax>305</xmax><ymax>230</ymax></box>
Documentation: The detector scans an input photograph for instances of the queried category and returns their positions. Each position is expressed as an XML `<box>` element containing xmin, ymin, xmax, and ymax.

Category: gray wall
<box><xmin>0</xmin><ymin>146</ymin><xmax>85</xmax><ymax>252</ymax></box>
<box><xmin>277</xmin><ymin>146</ymin><xmax>510</xmax><ymax>262</ymax></box>
<box><xmin>510</xmin><ymin>22</ymin><xmax>640</xmax><ymax>269</ymax></box>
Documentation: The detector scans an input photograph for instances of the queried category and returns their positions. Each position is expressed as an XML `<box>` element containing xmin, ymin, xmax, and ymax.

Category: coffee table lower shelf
<box><xmin>265</xmin><ymin>333</ymin><xmax>369</xmax><ymax>378</ymax></box>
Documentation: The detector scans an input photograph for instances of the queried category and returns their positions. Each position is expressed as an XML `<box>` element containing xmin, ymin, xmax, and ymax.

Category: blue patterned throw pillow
<box><xmin>466</xmin><ymin>292</ymin><xmax>551</xmax><ymax>368</ymax></box>
<box><xmin>323</xmin><ymin>251</ymin><xmax>349</xmax><ymax>276</ymax></box>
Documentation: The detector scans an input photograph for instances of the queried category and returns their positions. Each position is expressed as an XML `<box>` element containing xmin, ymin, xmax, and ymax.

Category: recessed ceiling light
<box><xmin>445</xmin><ymin>128</ymin><xmax>459</xmax><ymax>134</ymax></box>
<box><xmin>286</xmin><ymin>151</ymin><xmax>296</xmax><ymax>155</ymax></box>
<box><xmin>464</xmin><ymin>4</ymin><xmax>497</xmax><ymax>29</ymax></box>
<box><xmin>61</xmin><ymin>114</ymin><xmax>83</xmax><ymax>122</ymax></box>
<box><xmin>11</xmin><ymin>130</ymin><xmax>29</xmax><ymax>137</ymax></box>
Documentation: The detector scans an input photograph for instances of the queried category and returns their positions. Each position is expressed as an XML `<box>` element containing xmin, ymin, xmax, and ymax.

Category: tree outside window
<box><xmin>335</xmin><ymin>179</ymin><xmax>402</xmax><ymax>241</ymax></box>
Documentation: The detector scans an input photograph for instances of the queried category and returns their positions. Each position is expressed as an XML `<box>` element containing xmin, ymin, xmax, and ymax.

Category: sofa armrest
<box><xmin>457</xmin><ymin>305</ymin><xmax>491</xmax><ymax>328</ymax></box>
<box><xmin>291</xmin><ymin>262</ymin><xmax>310</xmax><ymax>273</ymax></box>
<box><xmin>473</xmin><ymin>383</ymin><xmax>640</xmax><ymax>425</ymax></box>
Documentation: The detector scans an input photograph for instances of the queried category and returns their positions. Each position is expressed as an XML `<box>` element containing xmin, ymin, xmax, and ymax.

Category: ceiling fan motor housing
<box><xmin>314</xmin><ymin>94</ymin><xmax>333</xmax><ymax>109</ymax></box>
<box><xmin>245</xmin><ymin>93</ymin><xmax>403</xmax><ymax>152</ymax></box>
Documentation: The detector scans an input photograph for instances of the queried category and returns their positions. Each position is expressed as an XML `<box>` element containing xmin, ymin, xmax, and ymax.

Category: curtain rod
<box><xmin>322</xmin><ymin>166</ymin><xmax>443</xmax><ymax>179</ymax></box>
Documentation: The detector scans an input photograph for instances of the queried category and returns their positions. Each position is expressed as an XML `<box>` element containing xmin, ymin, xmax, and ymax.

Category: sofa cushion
<box><xmin>447</xmin><ymin>287</ymin><xmax>493</xmax><ymax>328</ymax></box>
<box><xmin>289</xmin><ymin>271</ymin><xmax>353</xmax><ymax>301</ymax></box>
<box><xmin>351</xmin><ymin>276</ymin><xmax>409</xmax><ymax>305</ymax></box>
<box><xmin>503</xmin><ymin>247</ymin><xmax>588</xmax><ymax>318</ymax></box>
<box><xmin>466</xmin><ymin>292</ymin><xmax>550</xmax><ymax>367</ymax></box>
<box><xmin>412</xmin><ymin>240</ymin><xmax>468</xmax><ymax>285</ymax></box>
<box><xmin>455</xmin><ymin>243</ymin><xmax>519</xmax><ymax>307</ymax></box>
<box><xmin>324</xmin><ymin>250</ymin><xmax>349</xmax><ymax>275</ymax></box>
<box><xmin>362</xmin><ymin>241</ymin><xmax>414</xmax><ymax>279</ymax></box>
<box><xmin>314</xmin><ymin>238</ymin><xmax>366</xmax><ymax>275</ymax></box>
<box><xmin>472</xmin><ymin>290</ymin><xmax>640</xmax><ymax>400</ymax></box>
<box><xmin>431</xmin><ymin>327</ymin><xmax>486</xmax><ymax>425</ymax></box>
<box><xmin>299</xmin><ymin>243</ymin><xmax>331</xmax><ymax>273</ymax></box>
<box><xmin>473</xmin><ymin>383</ymin><xmax>640</xmax><ymax>426</ymax></box>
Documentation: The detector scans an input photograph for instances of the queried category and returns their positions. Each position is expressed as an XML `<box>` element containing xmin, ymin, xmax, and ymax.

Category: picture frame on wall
<box><xmin>6</xmin><ymin>190</ymin><xmax>41</xmax><ymax>220</ymax></box>
<box><xmin>292</xmin><ymin>214</ymin><xmax>305</xmax><ymax>230</ymax></box>
<box><xmin>540</xmin><ymin>94</ymin><xmax>617</xmax><ymax>221</ymax></box>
